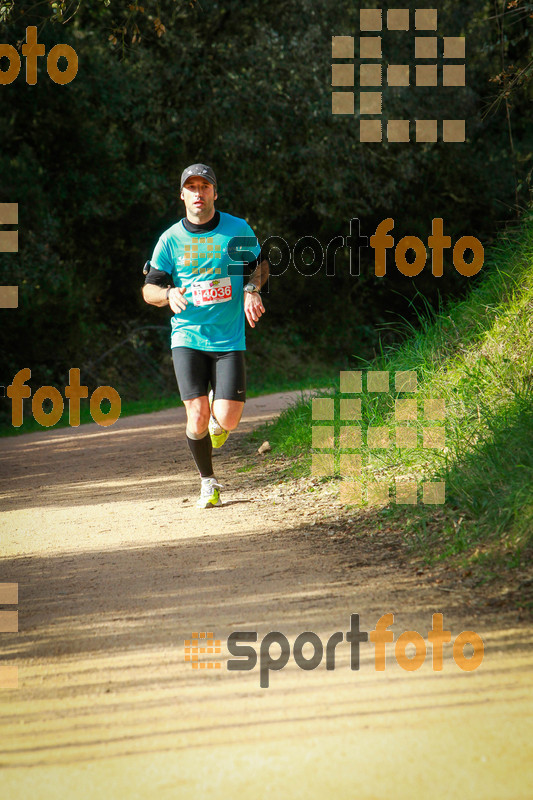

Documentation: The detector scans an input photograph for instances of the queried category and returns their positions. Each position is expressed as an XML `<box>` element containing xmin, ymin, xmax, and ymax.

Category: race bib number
<box><xmin>191</xmin><ymin>277</ymin><xmax>233</xmax><ymax>307</ymax></box>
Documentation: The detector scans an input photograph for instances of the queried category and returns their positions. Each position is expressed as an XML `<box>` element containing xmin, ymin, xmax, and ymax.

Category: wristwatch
<box><xmin>243</xmin><ymin>282</ymin><xmax>259</xmax><ymax>294</ymax></box>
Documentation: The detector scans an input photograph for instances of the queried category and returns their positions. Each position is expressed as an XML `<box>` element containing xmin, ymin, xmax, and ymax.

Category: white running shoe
<box><xmin>197</xmin><ymin>477</ymin><xmax>223</xmax><ymax>508</ymax></box>
<box><xmin>208</xmin><ymin>390</ymin><xmax>229</xmax><ymax>448</ymax></box>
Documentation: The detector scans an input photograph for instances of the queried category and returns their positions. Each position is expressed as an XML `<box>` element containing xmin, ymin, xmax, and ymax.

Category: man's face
<box><xmin>180</xmin><ymin>176</ymin><xmax>217</xmax><ymax>222</ymax></box>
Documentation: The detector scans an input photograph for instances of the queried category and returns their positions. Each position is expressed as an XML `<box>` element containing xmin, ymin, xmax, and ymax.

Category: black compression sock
<box><xmin>186</xmin><ymin>429</ymin><xmax>213</xmax><ymax>478</ymax></box>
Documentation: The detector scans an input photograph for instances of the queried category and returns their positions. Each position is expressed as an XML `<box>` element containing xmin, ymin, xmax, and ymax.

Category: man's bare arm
<box><xmin>244</xmin><ymin>258</ymin><xmax>268</xmax><ymax>329</ymax></box>
<box><xmin>142</xmin><ymin>283</ymin><xmax>170</xmax><ymax>307</ymax></box>
<box><xmin>248</xmin><ymin>258</ymin><xmax>269</xmax><ymax>290</ymax></box>
<box><xmin>142</xmin><ymin>283</ymin><xmax>188</xmax><ymax>313</ymax></box>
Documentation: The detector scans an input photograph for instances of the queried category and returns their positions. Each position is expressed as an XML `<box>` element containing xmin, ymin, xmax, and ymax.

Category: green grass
<box><xmin>252</xmin><ymin>215</ymin><xmax>533</xmax><ymax>577</ymax></box>
<box><xmin>236</xmin><ymin>463</ymin><xmax>256</xmax><ymax>473</ymax></box>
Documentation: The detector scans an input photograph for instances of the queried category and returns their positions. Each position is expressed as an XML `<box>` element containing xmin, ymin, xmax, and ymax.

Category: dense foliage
<box><xmin>0</xmin><ymin>0</ymin><xmax>532</xmax><ymax>408</ymax></box>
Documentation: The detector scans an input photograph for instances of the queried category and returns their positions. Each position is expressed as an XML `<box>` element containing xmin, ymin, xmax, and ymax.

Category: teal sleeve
<box><xmin>151</xmin><ymin>236</ymin><xmax>173</xmax><ymax>275</ymax></box>
<box><xmin>242</xmin><ymin>220</ymin><xmax>261</xmax><ymax>259</ymax></box>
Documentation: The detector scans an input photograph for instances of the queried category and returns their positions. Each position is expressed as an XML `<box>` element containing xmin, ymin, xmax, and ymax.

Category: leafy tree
<box><xmin>1</xmin><ymin>0</ymin><xmax>531</xmax><ymax>412</ymax></box>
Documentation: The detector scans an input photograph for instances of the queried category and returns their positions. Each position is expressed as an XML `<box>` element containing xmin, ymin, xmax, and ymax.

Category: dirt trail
<box><xmin>0</xmin><ymin>392</ymin><xmax>532</xmax><ymax>800</ymax></box>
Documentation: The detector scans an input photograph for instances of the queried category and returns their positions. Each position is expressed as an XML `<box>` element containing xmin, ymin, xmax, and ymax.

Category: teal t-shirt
<box><xmin>151</xmin><ymin>211</ymin><xmax>261</xmax><ymax>352</ymax></box>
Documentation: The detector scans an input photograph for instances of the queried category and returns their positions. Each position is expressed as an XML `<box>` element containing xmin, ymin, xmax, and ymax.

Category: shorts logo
<box><xmin>332</xmin><ymin>8</ymin><xmax>466</xmax><ymax>143</ymax></box>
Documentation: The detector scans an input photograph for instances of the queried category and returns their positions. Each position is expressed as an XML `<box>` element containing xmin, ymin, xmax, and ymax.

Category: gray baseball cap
<box><xmin>180</xmin><ymin>163</ymin><xmax>217</xmax><ymax>190</ymax></box>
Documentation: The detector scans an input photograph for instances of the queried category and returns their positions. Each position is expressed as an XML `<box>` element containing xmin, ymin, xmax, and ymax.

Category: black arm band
<box><xmin>144</xmin><ymin>267</ymin><xmax>173</xmax><ymax>288</ymax></box>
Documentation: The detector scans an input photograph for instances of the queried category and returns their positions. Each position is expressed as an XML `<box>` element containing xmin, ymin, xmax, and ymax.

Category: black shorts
<box><xmin>172</xmin><ymin>347</ymin><xmax>246</xmax><ymax>402</ymax></box>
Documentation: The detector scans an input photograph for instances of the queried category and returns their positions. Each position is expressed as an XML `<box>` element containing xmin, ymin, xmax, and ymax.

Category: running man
<box><xmin>142</xmin><ymin>164</ymin><xmax>269</xmax><ymax>507</ymax></box>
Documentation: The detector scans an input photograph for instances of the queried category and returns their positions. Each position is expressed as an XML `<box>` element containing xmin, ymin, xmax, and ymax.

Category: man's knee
<box><xmin>185</xmin><ymin>399</ymin><xmax>209</xmax><ymax>434</ymax></box>
<box><xmin>219</xmin><ymin>415</ymin><xmax>239</xmax><ymax>432</ymax></box>
<box><xmin>213</xmin><ymin>400</ymin><xmax>244</xmax><ymax>431</ymax></box>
